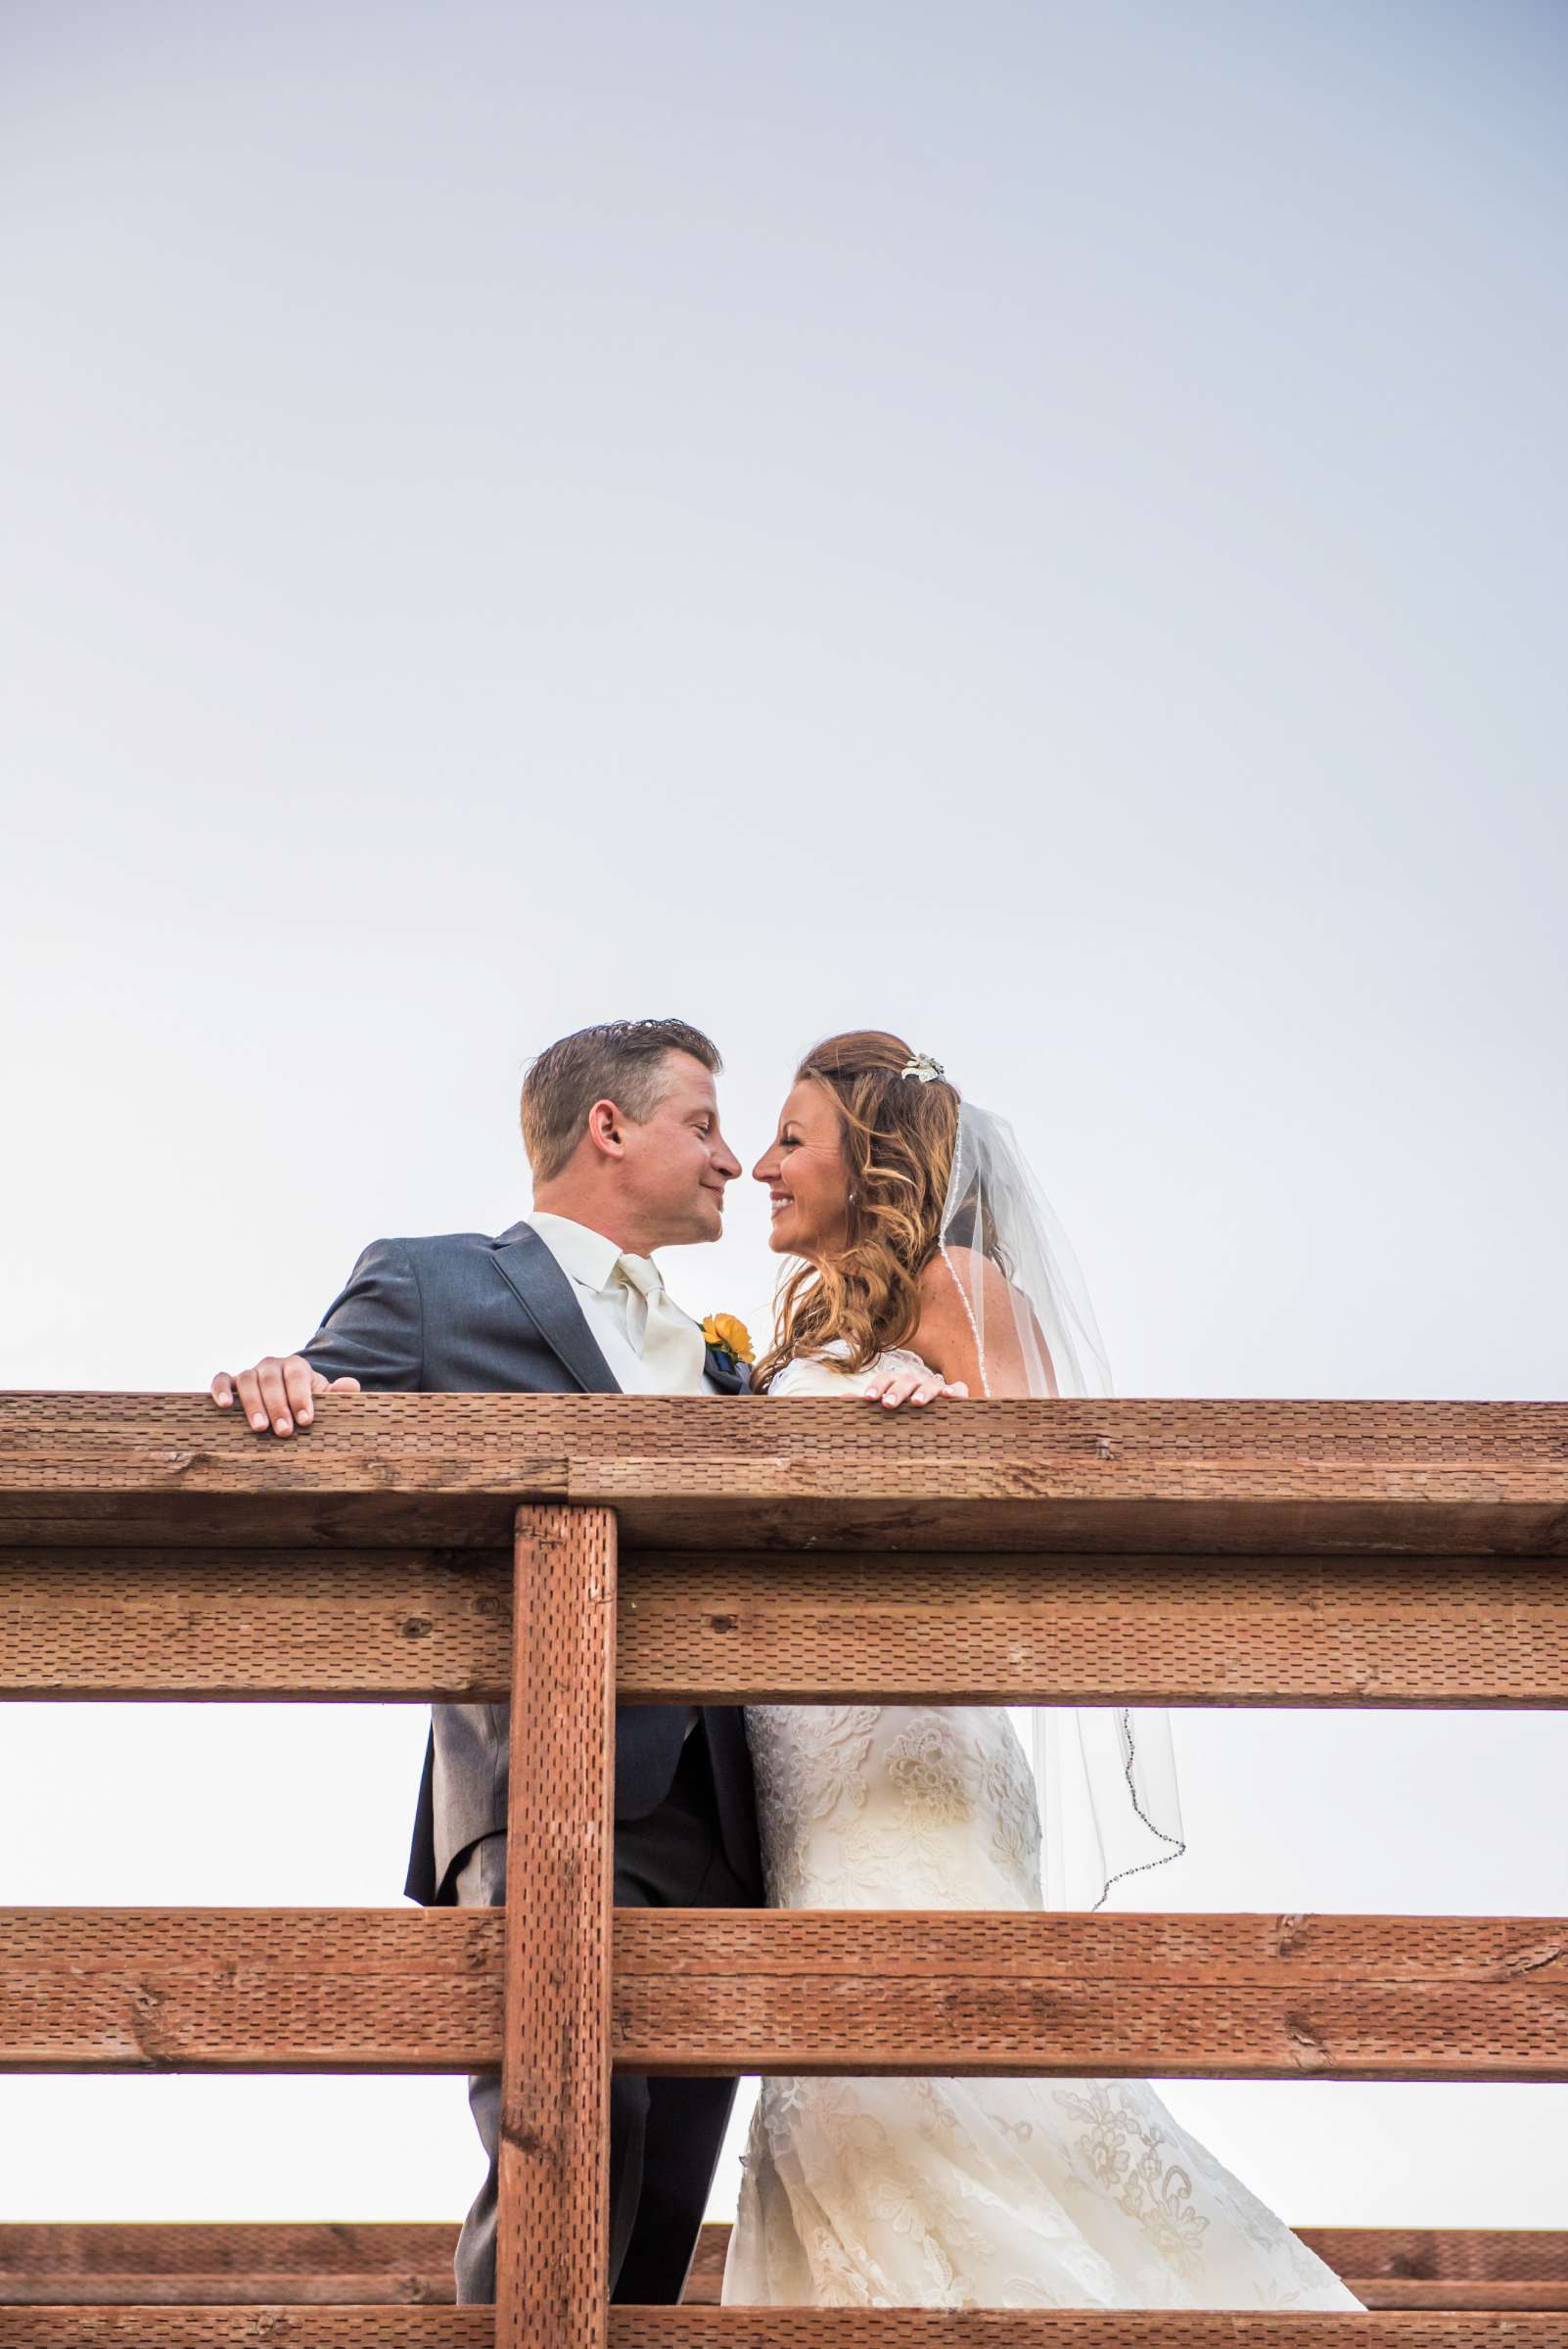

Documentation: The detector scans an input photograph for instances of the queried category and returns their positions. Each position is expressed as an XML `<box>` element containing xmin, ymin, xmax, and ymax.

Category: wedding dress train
<box><xmin>722</xmin><ymin>1349</ymin><xmax>1360</xmax><ymax>2313</ymax></box>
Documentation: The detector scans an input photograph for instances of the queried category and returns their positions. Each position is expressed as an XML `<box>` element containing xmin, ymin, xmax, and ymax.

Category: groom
<box><xmin>209</xmin><ymin>1017</ymin><xmax>763</xmax><ymax>2306</ymax></box>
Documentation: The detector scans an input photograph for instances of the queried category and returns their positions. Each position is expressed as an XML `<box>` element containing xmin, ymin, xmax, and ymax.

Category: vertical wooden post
<box><xmin>494</xmin><ymin>1502</ymin><xmax>618</xmax><ymax>2349</ymax></box>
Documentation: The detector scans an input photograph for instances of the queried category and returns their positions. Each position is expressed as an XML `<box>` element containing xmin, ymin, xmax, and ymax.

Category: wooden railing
<box><xmin>2</xmin><ymin>1391</ymin><xmax>1567</xmax><ymax>2345</ymax></box>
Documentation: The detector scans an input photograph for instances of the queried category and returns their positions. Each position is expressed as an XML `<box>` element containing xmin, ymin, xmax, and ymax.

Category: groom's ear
<box><xmin>584</xmin><ymin>1096</ymin><xmax>627</xmax><ymax>1160</ymax></box>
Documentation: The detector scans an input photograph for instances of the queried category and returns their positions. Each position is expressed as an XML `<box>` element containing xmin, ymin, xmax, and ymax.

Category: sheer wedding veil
<box><xmin>938</xmin><ymin>1096</ymin><xmax>1186</xmax><ymax>1910</ymax></box>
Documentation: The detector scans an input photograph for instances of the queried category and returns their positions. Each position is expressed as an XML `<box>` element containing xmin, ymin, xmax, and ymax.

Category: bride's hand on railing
<box><xmin>209</xmin><ymin>1355</ymin><xmax>361</xmax><ymax>1437</ymax></box>
<box><xmin>861</xmin><ymin>1366</ymin><xmax>969</xmax><ymax>1409</ymax></box>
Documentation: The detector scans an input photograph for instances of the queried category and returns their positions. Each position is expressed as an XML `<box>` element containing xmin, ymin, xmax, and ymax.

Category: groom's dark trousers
<box><xmin>298</xmin><ymin>1220</ymin><xmax>763</xmax><ymax>2306</ymax></box>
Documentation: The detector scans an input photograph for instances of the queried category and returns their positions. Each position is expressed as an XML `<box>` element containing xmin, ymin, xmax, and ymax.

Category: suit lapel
<box><xmin>491</xmin><ymin>1221</ymin><xmax>757</xmax><ymax>1398</ymax></box>
<box><xmin>489</xmin><ymin>1222</ymin><xmax>621</xmax><ymax>1395</ymax></box>
<box><xmin>704</xmin><ymin>1346</ymin><xmax>753</xmax><ymax>1396</ymax></box>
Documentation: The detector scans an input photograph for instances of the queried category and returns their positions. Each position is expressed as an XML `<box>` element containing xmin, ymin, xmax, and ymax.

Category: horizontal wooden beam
<box><xmin>0</xmin><ymin>1548</ymin><xmax>512</xmax><ymax>1701</ymax></box>
<box><xmin>700</xmin><ymin>2222</ymin><xmax>1568</xmax><ymax>2312</ymax></box>
<box><xmin>9</xmin><ymin>2222</ymin><xmax>1566</xmax><ymax>2312</ymax></box>
<box><xmin>5</xmin><ymin>1394</ymin><xmax>1566</xmax><ymax>1553</ymax></box>
<box><xmin>617</xmin><ymin>1550</ymin><xmax>1568</xmax><ymax>1707</ymax></box>
<box><xmin>8</xmin><ymin>2315</ymin><xmax>1567</xmax><ymax>2347</ymax></box>
<box><xmin>0</xmin><ymin>2224</ymin><xmax>459</xmax><ymax>2305</ymax></box>
<box><xmin>6</xmin><ymin>1545</ymin><xmax>1567</xmax><ymax>1706</ymax></box>
<box><xmin>0</xmin><ymin>2280</ymin><xmax>459</xmax><ymax>2312</ymax></box>
<box><xmin>614</xmin><ymin>1910</ymin><xmax>1568</xmax><ymax>2080</ymax></box>
<box><xmin>0</xmin><ymin>2319</ymin><xmax>482</xmax><ymax>2346</ymax></box>
<box><xmin>608</xmin><ymin>2318</ymin><xmax>1568</xmax><ymax>2344</ymax></box>
<box><xmin>1342</xmin><ymin>2284</ymin><xmax>1568</xmax><ymax>2310</ymax></box>
<box><xmin>690</xmin><ymin>2221</ymin><xmax>1568</xmax><ymax>2312</ymax></box>
<box><xmin>1299</xmin><ymin>2227</ymin><xmax>1568</xmax><ymax>2287</ymax></box>
<box><xmin>5</xmin><ymin>1909</ymin><xmax>1565</xmax><ymax>2081</ymax></box>
<box><xmin>0</xmin><ymin>1910</ymin><xmax>502</xmax><ymax>2072</ymax></box>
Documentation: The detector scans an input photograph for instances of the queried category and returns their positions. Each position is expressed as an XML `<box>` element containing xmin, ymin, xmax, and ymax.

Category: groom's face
<box><xmin>623</xmin><ymin>1051</ymin><xmax>741</xmax><ymax>1247</ymax></box>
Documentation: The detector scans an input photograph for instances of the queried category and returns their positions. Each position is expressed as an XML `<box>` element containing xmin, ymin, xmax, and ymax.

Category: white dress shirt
<box><xmin>524</xmin><ymin>1210</ymin><xmax>712</xmax><ymax>1735</ymax></box>
<box><xmin>522</xmin><ymin>1211</ymin><xmax>718</xmax><ymax>1395</ymax></box>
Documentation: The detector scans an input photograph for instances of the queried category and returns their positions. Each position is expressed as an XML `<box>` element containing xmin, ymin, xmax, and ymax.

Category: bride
<box><xmin>726</xmin><ymin>1028</ymin><xmax>1360</xmax><ymax>2314</ymax></box>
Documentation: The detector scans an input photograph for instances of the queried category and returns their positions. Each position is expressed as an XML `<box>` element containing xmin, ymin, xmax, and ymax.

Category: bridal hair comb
<box><xmin>899</xmin><ymin>1052</ymin><xmax>946</xmax><ymax>1082</ymax></box>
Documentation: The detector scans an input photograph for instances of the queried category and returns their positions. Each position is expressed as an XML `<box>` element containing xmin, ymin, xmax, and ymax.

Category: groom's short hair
<box><xmin>521</xmin><ymin>1017</ymin><xmax>723</xmax><ymax>1180</ymax></box>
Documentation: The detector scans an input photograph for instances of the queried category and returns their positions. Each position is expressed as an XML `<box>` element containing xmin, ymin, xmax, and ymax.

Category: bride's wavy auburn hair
<box><xmin>754</xmin><ymin>1030</ymin><xmax>961</xmax><ymax>1393</ymax></box>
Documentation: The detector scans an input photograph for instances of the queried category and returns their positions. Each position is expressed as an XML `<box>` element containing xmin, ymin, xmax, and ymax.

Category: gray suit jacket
<box><xmin>300</xmin><ymin>1220</ymin><xmax>762</xmax><ymax>1907</ymax></box>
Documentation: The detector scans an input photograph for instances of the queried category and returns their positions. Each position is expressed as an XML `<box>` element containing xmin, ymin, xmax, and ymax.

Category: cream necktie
<box><xmin>614</xmin><ymin>1253</ymin><xmax>707</xmax><ymax>1393</ymax></box>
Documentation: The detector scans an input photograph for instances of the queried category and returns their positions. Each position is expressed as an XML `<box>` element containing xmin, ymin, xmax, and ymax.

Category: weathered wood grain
<box><xmin>494</xmin><ymin>1506</ymin><xmax>617</xmax><ymax>2349</ymax></box>
<box><xmin>1304</xmin><ymin>2229</ymin><xmax>1568</xmax><ymax>2285</ymax></box>
<box><xmin>0</xmin><ymin>2223</ymin><xmax>457</xmax><ymax>2305</ymax></box>
<box><xmin>10</xmin><ymin>2314</ymin><xmax>1568</xmax><ymax>2347</ymax></box>
<box><xmin>5</xmin><ymin>1908</ymin><xmax>1564</xmax><ymax>2080</ymax></box>
<box><xmin>610</xmin><ymin>2317</ymin><xmax>1568</xmax><ymax>2344</ymax></box>
<box><xmin>0</xmin><ymin>1910</ymin><xmax>503</xmax><ymax>2072</ymax></box>
<box><xmin>0</xmin><ymin>2319</ymin><xmax>483</xmax><ymax>2346</ymax></box>
<box><xmin>0</xmin><ymin>2225</ymin><xmax>459</xmax><ymax>2300</ymax></box>
<box><xmin>10</xmin><ymin>2221</ymin><xmax>1566</xmax><ymax>2311</ymax></box>
<box><xmin>0</xmin><ymin>2279</ymin><xmax>454</xmax><ymax>2310</ymax></box>
<box><xmin>0</xmin><ymin>1547</ymin><xmax>512</xmax><ymax>1700</ymax></box>
<box><xmin>680</xmin><ymin>2224</ymin><xmax>1568</xmax><ymax>2308</ymax></box>
<box><xmin>617</xmin><ymin>1550</ymin><xmax>1568</xmax><ymax>1707</ymax></box>
<box><xmin>613</xmin><ymin>1910</ymin><xmax>1568</xmax><ymax>2081</ymax></box>
<box><xmin>9</xmin><ymin>1545</ymin><xmax>1567</xmax><ymax>1706</ymax></box>
<box><xmin>5</xmin><ymin>1394</ymin><xmax>1567</xmax><ymax>1552</ymax></box>
<box><xmin>1339</xmin><ymin>2285</ymin><xmax>1568</xmax><ymax>2310</ymax></box>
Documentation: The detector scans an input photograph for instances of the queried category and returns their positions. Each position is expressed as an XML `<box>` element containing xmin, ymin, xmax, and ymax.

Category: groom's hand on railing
<box><xmin>209</xmin><ymin>1355</ymin><xmax>361</xmax><ymax>1437</ymax></box>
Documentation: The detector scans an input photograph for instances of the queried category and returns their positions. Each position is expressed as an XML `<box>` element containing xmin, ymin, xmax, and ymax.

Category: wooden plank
<box><xmin>1343</xmin><ymin>2284</ymin><xmax>1568</xmax><ymax>2309</ymax></box>
<box><xmin>8</xmin><ymin>2315</ymin><xmax>1566</xmax><ymax>2347</ymax></box>
<box><xmin>1303</xmin><ymin>2229</ymin><xmax>1568</xmax><ymax>2284</ymax></box>
<box><xmin>0</xmin><ymin>2222</ymin><xmax>457</xmax><ymax>2278</ymax></box>
<box><xmin>10</xmin><ymin>1545</ymin><xmax>1567</xmax><ymax>1706</ymax></box>
<box><xmin>681</xmin><ymin>2224</ymin><xmax>1568</xmax><ymax>2309</ymax></box>
<box><xmin>0</xmin><ymin>2224</ymin><xmax>457</xmax><ymax>2306</ymax></box>
<box><xmin>680</xmin><ymin>2225</ymin><xmax>728</xmax><ymax>2307</ymax></box>
<box><xmin>0</xmin><ymin>2278</ymin><xmax>456</xmax><ymax>2311</ymax></box>
<box><xmin>0</xmin><ymin>2320</ymin><xmax>483</xmax><ymax>2346</ymax></box>
<box><xmin>0</xmin><ymin>1909</ymin><xmax>502</xmax><ymax>2071</ymax></box>
<box><xmin>12</xmin><ymin>2222</ymin><xmax>1563</xmax><ymax>2311</ymax></box>
<box><xmin>608</xmin><ymin>2318</ymin><xmax>1568</xmax><ymax>2344</ymax></box>
<box><xmin>6</xmin><ymin>1909</ymin><xmax>1565</xmax><ymax>2081</ymax></box>
<box><xmin>0</xmin><ymin>1391</ymin><xmax>568</xmax><ymax>1548</ymax></box>
<box><xmin>0</xmin><ymin>1547</ymin><xmax>511</xmax><ymax>1700</ymax></box>
<box><xmin>4</xmin><ymin>1395</ymin><xmax>1567</xmax><ymax>1553</ymax></box>
<box><xmin>612</xmin><ymin>1910</ymin><xmax>1568</xmax><ymax>2081</ymax></box>
<box><xmin>618</xmin><ymin>1550</ymin><xmax>1568</xmax><ymax>1707</ymax></box>
<box><xmin>494</xmin><ymin>1504</ymin><xmax>617</xmax><ymax>2349</ymax></box>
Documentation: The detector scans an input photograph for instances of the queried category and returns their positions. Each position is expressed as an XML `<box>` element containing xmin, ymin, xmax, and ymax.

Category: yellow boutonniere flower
<box><xmin>702</xmin><ymin>1313</ymin><xmax>755</xmax><ymax>1365</ymax></box>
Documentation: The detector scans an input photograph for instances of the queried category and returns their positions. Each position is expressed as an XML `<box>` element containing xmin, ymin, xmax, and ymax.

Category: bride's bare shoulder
<box><xmin>913</xmin><ymin>1246</ymin><xmax>1020</xmax><ymax>1388</ymax></box>
<box><xmin>918</xmin><ymin>1243</ymin><xmax>1009</xmax><ymax>1312</ymax></box>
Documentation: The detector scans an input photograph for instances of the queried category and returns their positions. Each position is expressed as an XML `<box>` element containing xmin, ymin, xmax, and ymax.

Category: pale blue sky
<box><xmin>2</xmin><ymin>0</ymin><xmax>1565</xmax><ymax>2242</ymax></box>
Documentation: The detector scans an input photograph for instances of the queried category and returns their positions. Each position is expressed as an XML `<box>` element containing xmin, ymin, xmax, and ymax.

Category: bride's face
<box><xmin>754</xmin><ymin>1078</ymin><xmax>852</xmax><ymax>1261</ymax></box>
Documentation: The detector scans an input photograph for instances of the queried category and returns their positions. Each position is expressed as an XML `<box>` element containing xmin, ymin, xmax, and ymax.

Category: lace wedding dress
<box><xmin>722</xmin><ymin>1349</ymin><xmax>1361</xmax><ymax>2313</ymax></box>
